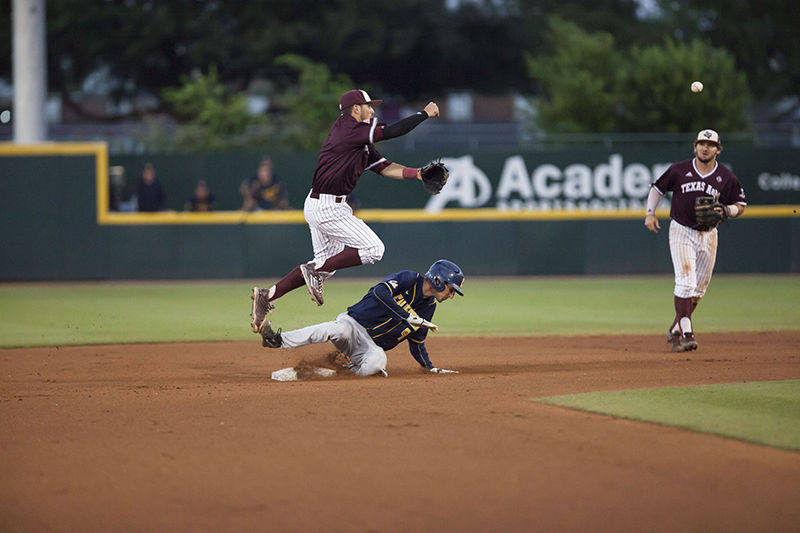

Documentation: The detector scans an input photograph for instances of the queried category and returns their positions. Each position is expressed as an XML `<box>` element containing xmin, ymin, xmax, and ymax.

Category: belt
<box><xmin>694</xmin><ymin>224</ymin><xmax>715</xmax><ymax>232</ymax></box>
<box><xmin>310</xmin><ymin>190</ymin><xmax>347</xmax><ymax>203</ymax></box>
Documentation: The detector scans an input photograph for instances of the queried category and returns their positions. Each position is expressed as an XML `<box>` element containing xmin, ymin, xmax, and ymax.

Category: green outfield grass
<box><xmin>0</xmin><ymin>274</ymin><xmax>798</xmax><ymax>348</ymax></box>
<box><xmin>532</xmin><ymin>380</ymin><xmax>800</xmax><ymax>451</ymax></box>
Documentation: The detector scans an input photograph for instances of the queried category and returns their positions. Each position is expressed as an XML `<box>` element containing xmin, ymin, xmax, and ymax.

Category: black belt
<box><xmin>310</xmin><ymin>190</ymin><xmax>347</xmax><ymax>203</ymax></box>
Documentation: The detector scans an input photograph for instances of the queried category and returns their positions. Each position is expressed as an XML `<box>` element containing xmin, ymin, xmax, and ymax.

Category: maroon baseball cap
<box><xmin>339</xmin><ymin>90</ymin><xmax>383</xmax><ymax>110</ymax></box>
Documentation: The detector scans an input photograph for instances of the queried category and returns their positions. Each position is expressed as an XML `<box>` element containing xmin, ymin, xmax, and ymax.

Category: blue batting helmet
<box><xmin>424</xmin><ymin>259</ymin><xmax>465</xmax><ymax>295</ymax></box>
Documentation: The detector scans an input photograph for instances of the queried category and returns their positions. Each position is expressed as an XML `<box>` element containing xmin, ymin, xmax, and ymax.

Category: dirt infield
<box><xmin>2</xmin><ymin>332</ymin><xmax>799</xmax><ymax>532</ymax></box>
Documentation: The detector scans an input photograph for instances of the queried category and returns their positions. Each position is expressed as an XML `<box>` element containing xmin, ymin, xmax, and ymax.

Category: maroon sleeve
<box><xmin>652</xmin><ymin>163</ymin><xmax>678</xmax><ymax>194</ymax></box>
<box><xmin>346</xmin><ymin>121</ymin><xmax>377</xmax><ymax>147</ymax></box>
<box><xmin>721</xmin><ymin>170</ymin><xmax>747</xmax><ymax>205</ymax></box>
<box><xmin>366</xmin><ymin>145</ymin><xmax>391</xmax><ymax>175</ymax></box>
<box><xmin>331</xmin><ymin>117</ymin><xmax>386</xmax><ymax>149</ymax></box>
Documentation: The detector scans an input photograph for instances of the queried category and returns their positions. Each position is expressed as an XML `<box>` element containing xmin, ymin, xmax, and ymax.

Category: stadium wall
<box><xmin>1</xmin><ymin>143</ymin><xmax>798</xmax><ymax>281</ymax></box>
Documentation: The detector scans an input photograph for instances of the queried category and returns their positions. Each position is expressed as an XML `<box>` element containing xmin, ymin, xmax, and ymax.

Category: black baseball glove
<box><xmin>420</xmin><ymin>160</ymin><xmax>449</xmax><ymax>195</ymax></box>
<box><xmin>694</xmin><ymin>196</ymin><xmax>728</xmax><ymax>227</ymax></box>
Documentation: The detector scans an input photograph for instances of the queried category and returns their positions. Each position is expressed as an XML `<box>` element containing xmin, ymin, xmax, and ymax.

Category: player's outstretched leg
<box><xmin>250</xmin><ymin>266</ymin><xmax>307</xmax><ymax>331</ymax></box>
<box><xmin>301</xmin><ymin>248</ymin><xmax>363</xmax><ymax>306</ymax></box>
<box><xmin>251</xmin><ymin>287</ymin><xmax>275</xmax><ymax>333</ymax></box>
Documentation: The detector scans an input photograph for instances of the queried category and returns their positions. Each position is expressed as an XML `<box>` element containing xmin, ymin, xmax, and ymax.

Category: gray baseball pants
<box><xmin>279</xmin><ymin>312</ymin><xmax>388</xmax><ymax>376</ymax></box>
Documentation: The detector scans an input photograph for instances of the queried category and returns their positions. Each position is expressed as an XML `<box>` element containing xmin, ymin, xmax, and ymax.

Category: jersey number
<box><xmin>397</xmin><ymin>327</ymin><xmax>411</xmax><ymax>342</ymax></box>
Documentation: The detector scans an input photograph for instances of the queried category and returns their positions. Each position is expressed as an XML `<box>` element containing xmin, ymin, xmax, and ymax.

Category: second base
<box><xmin>271</xmin><ymin>366</ymin><xmax>337</xmax><ymax>381</ymax></box>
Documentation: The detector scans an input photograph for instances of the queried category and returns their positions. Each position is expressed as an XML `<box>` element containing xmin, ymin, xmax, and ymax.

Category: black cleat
<box><xmin>679</xmin><ymin>332</ymin><xmax>698</xmax><ymax>352</ymax></box>
<box><xmin>667</xmin><ymin>330</ymin><xmax>683</xmax><ymax>352</ymax></box>
<box><xmin>259</xmin><ymin>319</ymin><xmax>282</xmax><ymax>348</ymax></box>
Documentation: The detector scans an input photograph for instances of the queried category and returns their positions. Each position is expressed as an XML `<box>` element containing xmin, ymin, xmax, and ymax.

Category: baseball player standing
<box><xmin>260</xmin><ymin>259</ymin><xmax>465</xmax><ymax>376</ymax></box>
<box><xmin>250</xmin><ymin>89</ymin><xmax>440</xmax><ymax>334</ymax></box>
<box><xmin>644</xmin><ymin>129</ymin><xmax>746</xmax><ymax>352</ymax></box>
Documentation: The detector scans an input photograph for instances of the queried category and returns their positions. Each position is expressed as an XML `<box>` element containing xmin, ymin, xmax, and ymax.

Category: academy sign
<box><xmin>425</xmin><ymin>154</ymin><xmax>674</xmax><ymax>212</ymax></box>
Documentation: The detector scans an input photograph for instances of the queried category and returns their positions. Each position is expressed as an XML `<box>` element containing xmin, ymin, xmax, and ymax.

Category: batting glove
<box><xmin>407</xmin><ymin>315</ymin><xmax>439</xmax><ymax>332</ymax></box>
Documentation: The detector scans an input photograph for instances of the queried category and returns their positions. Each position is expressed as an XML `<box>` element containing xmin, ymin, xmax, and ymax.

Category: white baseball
<box><xmin>691</xmin><ymin>81</ymin><xmax>704</xmax><ymax>93</ymax></box>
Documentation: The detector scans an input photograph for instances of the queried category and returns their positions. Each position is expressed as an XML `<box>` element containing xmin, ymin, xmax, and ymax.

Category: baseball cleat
<box><xmin>250</xmin><ymin>287</ymin><xmax>275</xmax><ymax>333</ymax></box>
<box><xmin>259</xmin><ymin>319</ymin><xmax>282</xmax><ymax>349</ymax></box>
<box><xmin>300</xmin><ymin>262</ymin><xmax>329</xmax><ymax>306</ymax></box>
<box><xmin>679</xmin><ymin>332</ymin><xmax>698</xmax><ymax>352</ymax></box>
<box><xmin>667</xmin><ymin>330</ymin><xmax>683</xmax><ymax>352</ymax></box>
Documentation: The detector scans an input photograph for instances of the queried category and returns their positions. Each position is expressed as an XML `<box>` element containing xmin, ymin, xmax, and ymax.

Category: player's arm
<box><xmin>408</xmin><ymin>339</ymin><xmax>433</xmax><ymax>369</ymax></box>
<box><xmin>370</xmin><ymin>280</ymin><xmax>438</xmax><ymax>331</ymax></box>
<box><xmin>409</xmin><ymin>339</ymin><xmax>457</xmax><ymax>374</ymax></box>
<box><xmin>369</xmin><ymin>282</ymin><xmax>409</xmax><ymax>320</ymax></box>
<box><xmin>379</xmin><ymin>102</ymin><xmax>439</xmax><ymax>141</ymax></box>
<box><xmin>722</xmin><ymin>203</ymin><xmax>745</xmax><ymax>218</ymax></box>
<box><xmin>720</xmin><ymin>178</ymin><xmax>747</xmax><ymax>219</ymax></box>
<box><xmin>379</xmin><ymin>162</ymin><xmax>420</xmax><ymax>181</ymax></box>
<box><xmin>644</xmin><ymin>185</ymin><xmax>663</xmax><ymax>233</ymax></box>
<box><xmin>717</xmin><ymin>181</ymin><xmax>747</xmax><ymax>219</ymax></box>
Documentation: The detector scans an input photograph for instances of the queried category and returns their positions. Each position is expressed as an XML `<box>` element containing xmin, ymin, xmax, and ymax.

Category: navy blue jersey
<box><xmin>248</xmin><ymin>173</ymin><xmax>289</xmax><ymax>210</ymax></box>
<box><xmin>347</xmin><ymin>270</ymin><xmax>438</xmax><ymax>368</ymax></box>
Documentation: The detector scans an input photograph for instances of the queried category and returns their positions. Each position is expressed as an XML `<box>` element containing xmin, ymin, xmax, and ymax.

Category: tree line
<box><xmin>0</xmin><ymin>0</ymin><xmax>794</xmax><ymax>149</ymax></box>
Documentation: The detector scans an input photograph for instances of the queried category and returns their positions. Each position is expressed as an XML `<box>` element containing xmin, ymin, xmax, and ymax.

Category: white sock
<box><xmin>268</xmin><ymin>286</ymin><xmax>276</xmax><ymax>299</ymax></box>
<box><xmin>679</xmin><ymin>317</ymin><xmax>693</xmax><ymax>336</ymax></box>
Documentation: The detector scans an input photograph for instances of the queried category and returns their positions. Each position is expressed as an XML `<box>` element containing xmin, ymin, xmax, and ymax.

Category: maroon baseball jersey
<box><xmin>653</xmin><ymin>158</ymin><xmax>746</xmax><ymax>230</ymax></box>
<box><xmin>311</xmin><ymin>114</ymin><xmax>392</xmax><ymax>195</ymax></box>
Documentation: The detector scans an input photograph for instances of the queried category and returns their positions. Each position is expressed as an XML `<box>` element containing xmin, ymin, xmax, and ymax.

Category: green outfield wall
<box><xmin>1</xmin><ymin>143</ymin><xmax>798</xmax><ymax>281</ymax></box>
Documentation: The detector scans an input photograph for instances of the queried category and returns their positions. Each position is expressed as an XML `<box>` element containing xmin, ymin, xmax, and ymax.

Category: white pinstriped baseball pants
<box><xmin>279</xmin><ymin>312</ymin><xmax>388</xmax><ymax>376</ymax></box>
<box><xmin>303</xmin><ymin>190</ymin><xmax>385</xmax><ymax>269</ymax></box>
<box><xmin>668</xmin><ymin>220</ymin><xmax>718</xmax><ymax>299</ymax></box>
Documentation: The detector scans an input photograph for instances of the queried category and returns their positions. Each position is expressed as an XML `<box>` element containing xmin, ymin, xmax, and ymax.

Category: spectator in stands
<box><xmin>240</xmin><ymin>156</ymin><xmax>290</xmax><ymax>211</ymax></box>
<box><xmin>137</xmin><ymin>162</ymin><xmax>165</xmax><ymax>212</ymax></box>
<box><xmin>185</xmin><ymin>179</ymin><xmax>216</xmax><ymax>212</ymax></box>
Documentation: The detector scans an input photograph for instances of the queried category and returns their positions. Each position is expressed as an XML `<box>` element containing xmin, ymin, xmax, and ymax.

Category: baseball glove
<box><xmin>326</xmin><ymin>350</ymin><xmax>354</xmax><ymax>370</ymax></box>
<box><xmin>694</xmin><ymin>196</ymin><xmax>727</xmax><ymax>226</ymax></box>
<box><xmin>420</xmin><ymin>160</ymin><xmax>449</xmax><ymax>195</ymax></box>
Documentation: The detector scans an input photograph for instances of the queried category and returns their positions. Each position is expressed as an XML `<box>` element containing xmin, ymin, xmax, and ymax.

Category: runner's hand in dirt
<box><xmin>430</xmin><ymin>367</ymin><xmax>458</xmax><ymax>374</ymax></box>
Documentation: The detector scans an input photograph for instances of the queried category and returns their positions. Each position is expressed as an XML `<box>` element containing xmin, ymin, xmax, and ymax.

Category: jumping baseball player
<box><xmin>644</xmin><ymin>129</ymin><xmax>746</xmax><ymax>352</ymax></box>
<box><xmin>259</xmin><ymin>259</ymin><xmax>465</xmax><ymax>376</ymax></box>
<box><xmin>250</xmin><ymin>89</ymin><xmax>441</xmax><ymax>334</ymax></box>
